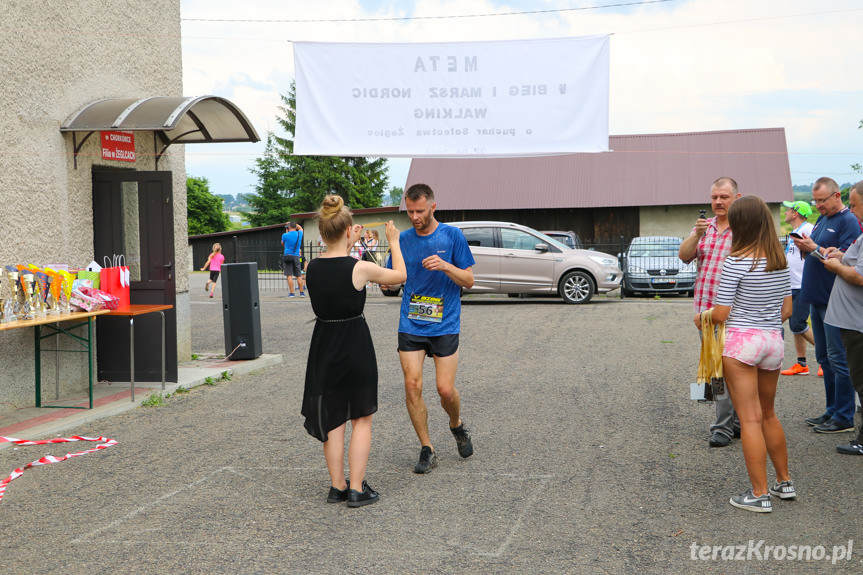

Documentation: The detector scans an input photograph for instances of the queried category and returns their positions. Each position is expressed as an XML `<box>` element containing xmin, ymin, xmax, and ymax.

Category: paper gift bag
<box><xmin>77</xmin><ymin>270</ymin><xmax>100</xmax><ymax>289</ymax></box>
<box><xmin>99</xmin><ymin>255</ymin><xmax>130</xmax><ymax>308</ymax></box>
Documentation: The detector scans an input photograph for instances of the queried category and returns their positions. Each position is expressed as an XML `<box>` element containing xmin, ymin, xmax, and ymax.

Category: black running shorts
<box><xmin>397</xmin><ymin>333</ymin><xmax>459</xmax><ymax>358</ymax></box>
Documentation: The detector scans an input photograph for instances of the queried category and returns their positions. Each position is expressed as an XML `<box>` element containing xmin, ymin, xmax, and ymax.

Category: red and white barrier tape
<box><xmin>0</xmin><ymin>435</ymin><xmax>117</xmax><ymax>505</ymax></box>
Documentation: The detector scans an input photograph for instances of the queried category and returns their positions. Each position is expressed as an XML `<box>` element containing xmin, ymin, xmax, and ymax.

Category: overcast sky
<box><xmin>181</xmin><ymin>0</ymin><xmax>863</xmax><ymax>199</ymax></box>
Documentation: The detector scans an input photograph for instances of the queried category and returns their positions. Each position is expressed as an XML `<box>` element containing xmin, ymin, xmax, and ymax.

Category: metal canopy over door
<box><xmin>92</xmin><ymin>170</ymin><xmax>178</xmax><ymax>382</ymax></box>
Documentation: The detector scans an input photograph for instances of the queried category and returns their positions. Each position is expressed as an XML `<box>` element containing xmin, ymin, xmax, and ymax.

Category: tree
<box><xmin>246</xmin><ymin>134</ymin><xmax>293</xmax><ymax>227</ymax></box>
<box><xmin>187</xmin><ymin>176</ymin><xmax>230</xmax><ymax>235</ymax></box>
<box><xmin>247</xmin><ymin>82</ymin><xmax>389</xmax><ymax>224</ymax></box>
<box><xmin>388</xmin><ymin>186</ymin><xmax>404</xmax><ymax>206</ymax></box>
<box><xmin>234</xmin><ymin>194</ymin><xmax>252</xmax><ymax>212</ymax></box>
<box><xmin>853</xmin><ymin>119</ymin><xmax>862</xmax><ymax>174</ymax></box>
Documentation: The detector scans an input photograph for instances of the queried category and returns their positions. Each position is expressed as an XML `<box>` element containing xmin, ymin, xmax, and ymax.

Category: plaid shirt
<box><xmin>689</xmin><ymin>217</ymin><xmax>733</xmax><ymax>312</ymax></box>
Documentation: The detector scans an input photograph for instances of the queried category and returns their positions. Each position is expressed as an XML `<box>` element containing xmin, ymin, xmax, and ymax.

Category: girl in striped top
<box><xmin>697</xmin><ymin>195</ymin><xmax>794</xmax><ymax>513</ymax></box>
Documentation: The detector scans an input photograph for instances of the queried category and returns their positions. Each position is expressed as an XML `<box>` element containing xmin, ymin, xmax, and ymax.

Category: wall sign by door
<box><xmin>101</xmin><ymin>131</ymin><xmax>136</xmax><ymax>162</ymax></box>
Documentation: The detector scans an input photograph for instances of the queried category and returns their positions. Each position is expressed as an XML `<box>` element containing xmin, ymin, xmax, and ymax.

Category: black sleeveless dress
<box><xmin>302</xmin><ymin>257</ymin><xmax>378</xmax><ymax>442</ymax></box>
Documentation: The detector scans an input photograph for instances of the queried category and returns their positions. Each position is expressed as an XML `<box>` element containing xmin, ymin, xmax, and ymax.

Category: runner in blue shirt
<box><xmin>381</xmin><ymin>183</ymin><xmax>476</xmax><ymax>474</ymax></box>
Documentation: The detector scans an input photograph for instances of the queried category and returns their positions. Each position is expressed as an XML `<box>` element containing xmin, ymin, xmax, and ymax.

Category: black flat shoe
<box><xmin>326</xmin><ymin>480</ymin><xmax>349</xmax><ymax>503</ymax></box>
<box><xmin>837</xmin><ymin>441</ymin><xmax>863</xmax><ymax>455</ymax></box>
<box><xmin>813</xmin><ymin>419</ymin><xmax>854</xmax><ymax>434</ymax></box>
<box><xmin>709</xmin><ymin>432</ymin><xmax>731</xmax><ymax>447</ymax></box>
<box><xmin>347</xmin><ymin>481</ymin><xmax>379</xmax><ymax>508</ymax></box>
<box><xmin>805</xmin><ymin>413</ymin><xmax>831</xmax><ymax>427</ymax></box>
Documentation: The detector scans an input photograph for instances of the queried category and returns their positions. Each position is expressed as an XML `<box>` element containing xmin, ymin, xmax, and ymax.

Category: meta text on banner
<box><xmin>293</xmin><ymin>36</ymin><xmax>610</xmax><ymax>158</ymax></box>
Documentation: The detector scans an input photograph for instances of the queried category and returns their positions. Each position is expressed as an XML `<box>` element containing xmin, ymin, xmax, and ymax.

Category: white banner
<box><xmin>293</xmin><ymin>36</ymin><xmax>609</xmax><ymax>157</ymax></box>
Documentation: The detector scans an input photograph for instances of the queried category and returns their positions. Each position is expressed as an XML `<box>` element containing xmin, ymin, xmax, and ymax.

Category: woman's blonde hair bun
<box><xmin>317</xmin><ymin>194</ymin><xmax>352</xmax><ymax>244</ymax></box>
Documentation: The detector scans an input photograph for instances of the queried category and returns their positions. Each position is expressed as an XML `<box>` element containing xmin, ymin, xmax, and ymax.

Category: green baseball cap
<box><xmin>782</xmin><ymin>200</ymin><xmax>812</xmax><ymax>217</ymax></box>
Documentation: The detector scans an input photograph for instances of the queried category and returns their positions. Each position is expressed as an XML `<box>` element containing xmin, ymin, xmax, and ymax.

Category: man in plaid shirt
<box><xmin>679</xmin><ymin>177</ymin><xmax>742</xmax><ymax>447</ymax></box>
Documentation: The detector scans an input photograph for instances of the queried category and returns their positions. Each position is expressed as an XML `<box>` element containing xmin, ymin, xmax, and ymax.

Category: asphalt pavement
<box><xmin>0</xmin><ymin>276</ymin><xmax>860</xmax><ymax>574</ymax></box>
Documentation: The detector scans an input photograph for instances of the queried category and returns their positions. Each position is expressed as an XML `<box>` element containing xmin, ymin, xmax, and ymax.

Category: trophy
<box><xmin>33</xmin><ymin>276</ymin><xmax>46</xmax><ymax>317</ymax></box>
<box><xmin>57</xmin><ymin>270</ymin><xmax>74</xmax><ymax>314</ymax></box>
<box><xmin>57</xmin><ymin>284</ymin><xmax>70</xmax><ymax>314</ymax></box>
<box><xmin>4</xmin><ymin>267</ymin><xmax>20</xmax><ymax>321</ymax></box>
<box><xmin>44</xmin><ymin>269</ymin><xmax>64</xmax><ymax>314</ymax></box>
<box><xmin>34</xmin><ymin>272</ymin><xmax>51</xmax><ymax>315</ymax></box>
<box><xmin>19</xmin><ymin>272</ymin><xmax>35</xmax><ymax>319</ymax></box>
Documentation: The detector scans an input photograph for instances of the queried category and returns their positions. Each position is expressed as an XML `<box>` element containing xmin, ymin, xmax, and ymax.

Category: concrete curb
<box><xmin>0</xmin><ymin>354</ymin><xmax>282</xmax><ymax>450</ymax></box>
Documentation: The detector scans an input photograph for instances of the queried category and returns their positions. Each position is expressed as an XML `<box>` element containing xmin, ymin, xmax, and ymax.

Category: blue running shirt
<box><xmin>396</xmin><ymin>223</ymin><xmax>475</xmax><ymax>336</ymax></box>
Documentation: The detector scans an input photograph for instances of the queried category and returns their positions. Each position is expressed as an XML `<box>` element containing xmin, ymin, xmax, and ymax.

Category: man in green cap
<box><xmin>781</xmin><ymin>200</ymin><xmax>816</xmax><ymax>375</ymax></box>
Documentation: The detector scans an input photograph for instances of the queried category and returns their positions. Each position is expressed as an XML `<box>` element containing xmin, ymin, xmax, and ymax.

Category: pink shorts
<box><xmin>723</xmin><ymin>327</ymin><xmax>784</xmax><ymax>371</ymax></box>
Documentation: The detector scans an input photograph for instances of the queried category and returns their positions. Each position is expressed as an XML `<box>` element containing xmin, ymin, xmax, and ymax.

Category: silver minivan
<box><xmin>383</xmin><ymin>221</ymin><xmax>622</xmax><ymax>304</ymax></box>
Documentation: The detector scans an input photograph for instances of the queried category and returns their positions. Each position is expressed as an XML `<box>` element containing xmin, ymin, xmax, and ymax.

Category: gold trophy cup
<box><xmin>6</xmin><ymin>270</ymin><xmax>20</xmax><ymax>321</ymax></box>
<box><xmin>19</xmin><ymin>273</ymin><xmax>35</xmax><ymax>319</ymax></box>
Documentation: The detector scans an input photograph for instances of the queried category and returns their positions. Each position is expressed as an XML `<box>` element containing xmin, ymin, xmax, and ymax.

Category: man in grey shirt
<box><xmin>823</xmin><ymin>181</ymin><xmax>863</xmax><ymax>455</ymax></box>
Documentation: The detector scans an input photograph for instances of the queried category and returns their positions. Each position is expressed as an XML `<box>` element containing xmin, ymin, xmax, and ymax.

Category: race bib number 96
<box><xmin>408</xmin><ymin>294</ymin><xmax>444</xmax><ymax>323</ymax></box>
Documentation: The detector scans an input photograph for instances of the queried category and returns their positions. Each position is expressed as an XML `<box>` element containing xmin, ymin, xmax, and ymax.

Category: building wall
<box><xmin>639</xmin><ymin>204</ymin><xmax>784</xmax><ymax>240</ymax></box>
<box><xmin>638</xmin><ymin>205</ymin><xmax>712</xmax><ymax>239</ymax></box>
<box><xmin>0</xmin><ymin>1</ymin><xmax>187</xmax><ymax>411</ymax></box>
<box><xmin>437</xmin><ymin>207</ymin><xmax>640</xmax><ymax>247</ymax></box>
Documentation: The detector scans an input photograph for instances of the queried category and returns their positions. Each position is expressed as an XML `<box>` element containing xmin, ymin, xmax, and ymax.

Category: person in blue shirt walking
<box><xmin>381</xmin><ymin>183</ymin><xmax>476</xmax><ymax>474</ymax></box>
<box><xmin>281</xmin><ymin>221</ymin><xmax>305</xmax><ymax>297</ymax></box>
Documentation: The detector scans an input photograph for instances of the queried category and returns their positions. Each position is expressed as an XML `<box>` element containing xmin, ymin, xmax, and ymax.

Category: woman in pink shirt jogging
<box><xmin>201</xmin><ymin>243</ymin><xmax>225</xmax><ymax>298</ymax></box>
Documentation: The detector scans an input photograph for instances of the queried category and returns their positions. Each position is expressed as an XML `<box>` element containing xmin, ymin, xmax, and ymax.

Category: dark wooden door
<box><xmin>92</xmin><ymin>170</ymin><xmax>178</xmax><ymax>382</ymax></box>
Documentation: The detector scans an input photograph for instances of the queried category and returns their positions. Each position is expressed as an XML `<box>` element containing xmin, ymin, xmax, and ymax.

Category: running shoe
<box><xmin>768</xmin><ymin>480</ymin><xmax>797</xmax><ymax>500</ymax></box>
<box><xmin>450</xmin><ymin>422</ymin><xmax>474</xmax><ymax>458</ymax></box>
<box><xmin>414</xmin><ymin>446</ymin><xmax>438</xmax><ymax>474</ymax></box>
<box><xmin>781</xmin><ymin>363</ymin><xmax>809</xmax><ymax>376</ymax></box>
<box><xmin>729</xmin><ymin>489</ymin><xmax>772</xmax><ymax>513</ymax></box>
<box><xmin>288</xmin><ymin>293</ymin><xmax>296</xmax><ymax>298</ymax></box>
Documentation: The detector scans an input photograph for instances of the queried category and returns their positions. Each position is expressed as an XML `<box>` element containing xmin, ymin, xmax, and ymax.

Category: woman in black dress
<box><xmin>302</xmin><ymin>195</ymin><xmax>406</xmax><ymax>507</ymax></box>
